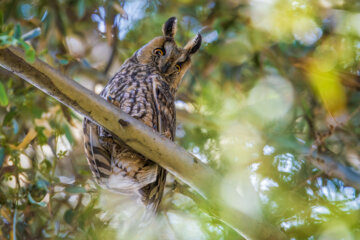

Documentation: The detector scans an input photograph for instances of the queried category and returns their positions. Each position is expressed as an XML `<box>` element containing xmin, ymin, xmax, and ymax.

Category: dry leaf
<box><xmin>12</xmin><ymin>128</ymin><xmax>37</xmax><ymax>150</ymax></box>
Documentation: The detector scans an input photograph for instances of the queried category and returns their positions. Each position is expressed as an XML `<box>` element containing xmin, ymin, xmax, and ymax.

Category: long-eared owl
<box><xmin>83</xmin><ymin>17</ymin><xmax>201</xmax><ymax>212</ymax></box>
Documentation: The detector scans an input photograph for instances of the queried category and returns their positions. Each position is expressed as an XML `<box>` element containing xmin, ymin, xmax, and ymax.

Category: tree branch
<box><xmin>307</xmin><ymin>152</ymin><xmax>360</xmax><ymax>190</ymax></box>
<box><xmin>0</xmin><ymin>46</ymin><xmax>287</xmax><ymax>240</ymax></box>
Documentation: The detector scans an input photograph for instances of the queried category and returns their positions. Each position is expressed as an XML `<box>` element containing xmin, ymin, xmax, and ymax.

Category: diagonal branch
<box><xmin>0</xmin><ymin>46</ymin><xmax>287</xmax><ymax>240</ymax></box>
<box><xmin>307</xmin><ymin>152</ymin><xmax>360</xmax><ymax>190</ymax></box>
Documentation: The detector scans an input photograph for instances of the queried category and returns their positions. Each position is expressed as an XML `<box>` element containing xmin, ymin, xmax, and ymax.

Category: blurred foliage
<box><xmin>1</xmin><ymin>0</ymin><xmax>360</xmax><ymax>239</ymax></box>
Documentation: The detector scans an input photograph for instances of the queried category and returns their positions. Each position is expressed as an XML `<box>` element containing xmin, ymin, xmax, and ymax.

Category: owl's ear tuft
<box><xmin>162</xmin><ymin>17</ymin><xmax>177</xmax><ymax>38</ymax></box>
<box><xmin>184</xmin><ymin>33</ymin><xmax>202</xmax><ymax>55</ymax></box>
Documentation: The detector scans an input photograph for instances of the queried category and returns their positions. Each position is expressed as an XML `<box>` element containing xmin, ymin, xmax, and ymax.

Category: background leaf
<box><xmin>0</xmin><ymin>147</ymin><xmax>4</xmax><ymax>168</ymax></box>
<box><xmin>65</xmin><ymin>186</ymin><xmax>86</xmax><ymax>193</ymax></box>
<box><xmin>0</xmin><ymin>82</ymin><xmax>8</xmax><ymax>106</ymax></box>
<box><xmin>27</xmin><ymin>193</ymin><xmax>47</xmax><ymax>207</ymax></box>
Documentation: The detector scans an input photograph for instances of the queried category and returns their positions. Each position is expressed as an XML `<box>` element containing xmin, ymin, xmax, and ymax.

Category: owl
<box><xmin>83</xmin><ymin>17</ymin><xmax>201</xmax><ymax>212</ymax></box>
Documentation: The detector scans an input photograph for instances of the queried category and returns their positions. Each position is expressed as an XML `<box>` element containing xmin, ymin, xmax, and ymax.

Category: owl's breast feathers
<box><xmin>83</xmin><ymin>62</ymin><xmax>175</xmax><ymax>211</ymax></box>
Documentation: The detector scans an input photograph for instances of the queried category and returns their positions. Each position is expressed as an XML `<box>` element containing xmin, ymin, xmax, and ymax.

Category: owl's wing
<box><xmin>83</xmin><ymin>118</ymin><xmax>112</xmax><ymax>181</ymax></box>
<box><xmin>137</xmin><ymin>75</ymin><xmax>176</xmax><ymax>212</ymax></box>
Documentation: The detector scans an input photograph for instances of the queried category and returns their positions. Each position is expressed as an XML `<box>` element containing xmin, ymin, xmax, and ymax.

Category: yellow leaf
<box><xmin>14</xmin><ymin>128</ymin><xmax>37</xmax><ymax>150</ymax></box>
<box><xmin>307</xmin><ymin>60</ymin><xmax>346</xmax><ymax>118</ymax></box>
<box><xmin>0</xmin><ymin>208</ymin><xmax>11</xmax><ymax>221</ymax></box>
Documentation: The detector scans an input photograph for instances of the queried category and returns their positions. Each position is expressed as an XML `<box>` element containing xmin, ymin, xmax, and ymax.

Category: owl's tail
<box><xmin>83</xmin><ymin>118</ymin><xmax>112</xmax><ymax>183</ymax></box>
<box><xmin>139</xmin><ymin>166</ymin><xmax>167</xmax><ymax>213</ymax></box>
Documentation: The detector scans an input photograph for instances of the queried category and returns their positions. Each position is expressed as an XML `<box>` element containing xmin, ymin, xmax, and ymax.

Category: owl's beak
<box><xmin>160</xmin><ymin>62</ymin><xmax>171</xmax><ymax>73</ymax></box>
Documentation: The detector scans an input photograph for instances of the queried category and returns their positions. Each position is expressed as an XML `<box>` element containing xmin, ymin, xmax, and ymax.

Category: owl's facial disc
<box><xmin>156</xmin><ymin>40</ymin><xmax>182</xmax><ymax>74</ymax></box>
<box><xmin>135</xmin><ymin>17</ymin><xmax>202</xmax><ymax>93</ymax></box>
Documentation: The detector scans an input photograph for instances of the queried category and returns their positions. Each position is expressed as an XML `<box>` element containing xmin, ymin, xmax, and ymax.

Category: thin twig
<box><xmin>103</xmin><ymin>25</ymin><xmax>118</xmax><ymax>75</ymax></box>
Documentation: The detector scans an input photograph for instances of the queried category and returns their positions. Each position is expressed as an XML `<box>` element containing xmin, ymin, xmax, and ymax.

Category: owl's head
<box><xmin>134</xmin><ymin>17</ymin><xmax>202</xmax><ymax>93</ymax></box>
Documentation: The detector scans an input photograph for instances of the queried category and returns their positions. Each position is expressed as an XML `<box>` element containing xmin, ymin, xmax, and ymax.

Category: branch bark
<box><xmin>0</xmin><ymin>46</ymin><xmax>287</xmax><ymax>240</ymax></box>
<box><xmin>307</xmin><ymin>152</ymin><xmax>360</xmax><ymax>190</ymax></box>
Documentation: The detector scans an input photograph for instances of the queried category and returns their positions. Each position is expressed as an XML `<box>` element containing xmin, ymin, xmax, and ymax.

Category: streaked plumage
<box><xmin>83</xmin><ymin>17</ymin><xmax>201</xmax><ymax>212</ymax></box>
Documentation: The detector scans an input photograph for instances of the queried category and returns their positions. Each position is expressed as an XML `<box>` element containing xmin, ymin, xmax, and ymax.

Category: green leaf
<box><xmin>70</xmin><ymin>111</ymin><xmax>82</xmax><ymax>121</ymax></box>
<box><xmin>63</xmin><ymin>124</ymin><xmax>74</xmax><ymax>145</ymax></box>
<box><xmin>28</xmin><ymin>193</ymin><xmax>47</xmax><ymax>207</ymax></box>
<box><xmin>30</xmin><ymin>106</ymin><xmax>43</xmax><ymax>118</ymax></box>
<box><xmin>35</xmin><ymin>126</ymin><xmax>47</xmax><ymax>145</ymax></box>
<box><xmin>25</xmin><ymin>47</ymin><xmax>35</xmax><ymax>63</ymax></box>
<box><xmin>14</xmin><ymin>24</ymin><xmax>22</xmax><ymax>39</ymax></box>
<box><xmin>58</xmin><ymin>59</ymin><xmax>69</xmax><ymax>65</ymax></box>
<box><xmin>0</xmin><ymin>147</ymin><xmax>4</xmax><ymax>168</ymax></box>
<box><xmin>65</xmin><ymin>186</ymin><xmax>86</xmax><ymax>193</ymax></box>
<box><xmin>36</xmin><ymin>179</ymin><xmax>49</xmax><ymax>191</ymax></box>
<box><xmin>6</xmin><ymin>78</ymin><xmax>13</xmax><ymax>89</ymax></box>
<box><xmin>77</xmin><ymin>0</ymin><xmax>85</xmax><ymax>18</ymax></box>
<box><xmin>39</xmin><ymin>159</ymin><xmax>52</xmax><ymax>172</ymax></box>
<box><xmin>0</xmin><ymin>82</ymin><xmax>8</xmax><ymax>106</ymax></box>
<box><xmin>64</xmin><ymin>209</ymin><xmax>75</xmax><ymax>224</ymax></box>
<box><xmin>0</xmin><ymin>35</ymin><xmax>11</xmax><ymax>47</ymax></box>
<box><xmin>12</xmin><ymin>119</ymin><xmax>19</xmax><ymax>134</ymax></box>
<box><xmin>0</xmin><ymin>11</ymin><xmax>3</xmax><ymax>27</ymax></box>
<box><xmin>2</xmin><ymin>107</ymin><xmax>16</xmax><ymax>125</ymax></box>
<box><xmin>17</xmin><ymin>40</ymin><xmax>36</xmax><ymax>63</ymax></box>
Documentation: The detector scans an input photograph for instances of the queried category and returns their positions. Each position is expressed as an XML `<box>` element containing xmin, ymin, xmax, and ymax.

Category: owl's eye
<box><xmin>175</xmin><ymin>64</ymin><xmax>181</xmax><ymax>71</ymax></box>
<box><xmin>153</xmin><ymin>48</ymin><xmax>164</xmax><ymax>56</ymax></box>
